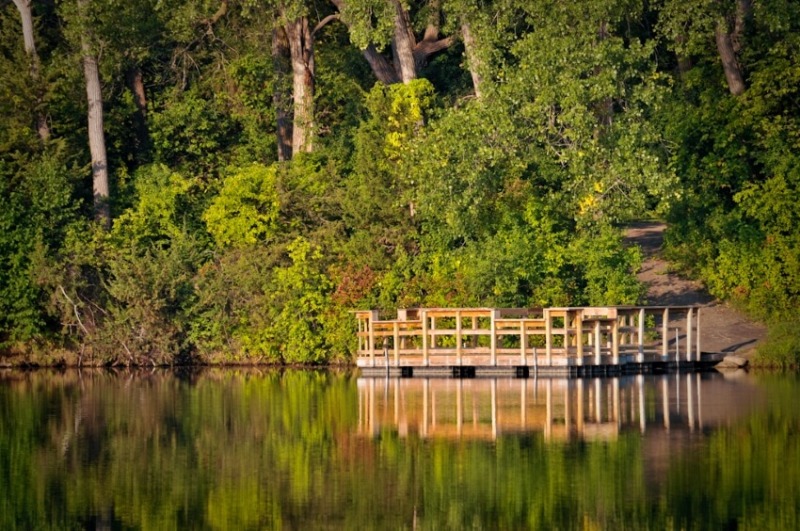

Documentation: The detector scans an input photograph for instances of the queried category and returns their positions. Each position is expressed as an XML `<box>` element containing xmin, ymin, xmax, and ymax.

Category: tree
<box><xmin>11</xmin><ymin>0</ymin><xmax>49</xmax><ymax>141</ymax></box>
<box><xmin>331</xmin><ymin>0</ymin><xmax>455</xmax><ymax>84</ymax></box>
<box><xmin>67</xmin><ymin>0</ymin><xmax>110</xmax><ymax>226</ymax></box>
<box><xmin>715</xmin><ymin>0</ymin><xmax>750</xmax><ymax>95</ymax></box>
<box><xmin>263</xmin><ymin>2</ymin><xmax>341</xmax><ymax>157</ymax></box>
<box><xmin>659</xmin><ymin>0</ymin><xmax>751</xmax><ymax>95</ymax></box>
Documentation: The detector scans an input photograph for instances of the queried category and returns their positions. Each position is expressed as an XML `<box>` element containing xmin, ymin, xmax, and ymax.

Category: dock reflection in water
<box><xmin>357</xmin><ymin>373</ymin><xmax>756</xmax><ymax>441</ymax></box>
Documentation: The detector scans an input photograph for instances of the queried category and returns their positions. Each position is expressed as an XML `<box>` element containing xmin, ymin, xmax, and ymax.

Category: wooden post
<box><xmin>490</xmin><ymin>310</ymin><xmax>497</xmax><ymax>367</ymax></box>
<box><xmin>612</xmin><ymin>318</ymin><xmax>620</xmax><ymax>365</ymax></box>
<box><xmin>456</xmin><ymin>310</ymin><xmax>463</xmax><ymax>366</ymax></box>
<box><xmin>638</xmin><ymin>308</ymin><xmax>645</xmax><ymax>362</ymax></box>
<box><xmin>662</xmin><ymin>308</ymin><xmax>669</xmax><ymax>360</ymax></box>
<box><xmin>422</xmin><ymin>310</ymin><xmax>429</xmax><ymax>367</ymax></box>
<box><xmin>520</xmin><ymin>320</ymin><xmax>527</xmax><ymax>365</ymax></box>
<box><xmin>594</xmin><ymin>320</ymin><xmax>601</xmax><ymax>365</ymax></box>
<box><xmin>695</xmin><ymin>307</ymin><xmax>701</xmax><ymax>360</ymax></box>
<box><xmin>545</xmin><ymin>311</ymin><xmax>553</xmax><ymax>366</ymax></box>
<box><xmin>393</xmin><ymin>321</ymin><xmax>400</xmax><ymax>367</ymax></box>
<box><xmin>576</xmin><ymin>311</ymin><xmax>584</xmax><ymax>365</ymax></box>
<box><xmin>686</xmin><ymin>308</ymin><xmax>693</xmax><ymax>363</ymax></box>
<box><xmin>369</xmin><ymin>312</ymin><xmax>376</xmax><ymax>367</ymax></box>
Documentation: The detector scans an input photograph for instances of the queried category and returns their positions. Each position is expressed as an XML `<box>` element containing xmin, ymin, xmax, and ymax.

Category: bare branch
<box><xmin>313</xmin><ymin>14</ymin><xmax>340</xmax><ymax>35</ymax></box>
<box><xmin>205</xmin><ymin>0</ymin><xmax>229</xmax><ymax>26</ymax></box>
<box><xmin>58</xmin><ymin>285</ymin><xmax>90</xmax><ymax>336</ymax></box>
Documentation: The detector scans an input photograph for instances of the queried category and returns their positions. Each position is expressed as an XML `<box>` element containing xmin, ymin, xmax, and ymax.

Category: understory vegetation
<box><xmin>1</xmin><ymin>0</ymin><xmax>798</xmax><ymax>366</ymax></box>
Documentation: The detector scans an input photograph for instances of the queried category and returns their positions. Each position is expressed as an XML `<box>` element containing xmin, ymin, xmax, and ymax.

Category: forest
<box><xmin>1</xmin><ymin>0</ymin><xmax>798</xmax><ymax>366</ymax></box>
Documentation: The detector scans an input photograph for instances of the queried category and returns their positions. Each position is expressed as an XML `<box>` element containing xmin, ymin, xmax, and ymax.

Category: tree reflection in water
<box><xmin>0</xmin><ymin>369</ymin><xmax>797</xmax><ymax>529</ymax></box>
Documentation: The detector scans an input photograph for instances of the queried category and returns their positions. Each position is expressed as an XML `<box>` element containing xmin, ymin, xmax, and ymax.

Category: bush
<box><xmin>753</xmin><ymin>320</ymin><xmax>800</xmax><ymax>369</ymax></box>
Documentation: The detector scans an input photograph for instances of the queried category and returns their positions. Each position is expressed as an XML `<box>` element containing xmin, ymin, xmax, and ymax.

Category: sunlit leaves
<box><xmin>203</xmin><ymin>163</ymin><xmax>281</xmax><ymax>248</ymax></box>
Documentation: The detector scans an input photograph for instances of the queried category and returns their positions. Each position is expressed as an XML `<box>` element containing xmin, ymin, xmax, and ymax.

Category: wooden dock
<box><xmin>355</xmin><ymin>306</ymin><xmax>722</xmax><ymax>377</ymax></box>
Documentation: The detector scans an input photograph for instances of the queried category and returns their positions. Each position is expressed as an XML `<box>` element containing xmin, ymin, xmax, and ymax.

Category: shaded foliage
<box><xmin>0</xmin><ymin>0</ymin><xmax>797</xmax><ymax>364</ymax></box>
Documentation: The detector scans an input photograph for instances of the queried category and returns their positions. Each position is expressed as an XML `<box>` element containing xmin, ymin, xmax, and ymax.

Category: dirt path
<box><xmin>625</xmin><ymin>222</ymin><xmax>766</xmax><ymax>356</ymax></box>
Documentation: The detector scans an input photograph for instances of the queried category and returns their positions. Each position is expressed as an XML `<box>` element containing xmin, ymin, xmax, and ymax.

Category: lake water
<box><xmin>1</xmin><ymin>369</ymin><xmax>798</xmax><ymax>529</ymax></box>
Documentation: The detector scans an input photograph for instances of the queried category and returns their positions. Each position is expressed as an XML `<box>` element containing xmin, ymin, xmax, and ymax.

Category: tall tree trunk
<box><xmin>732</xmin><ymin>0</ymin><xmax>752</xmax><ymax>54</ymax></box>
<box><xmin>391</xmin><ymin>0</ymin><xmax>416</xmax><ymax>83</ymax></box>
<box><xmin>715</xmin><ymin>21</ymin><xmax>745</xmax><ymax>96</ymax></box>
<box><xmin>285</xmin><ymin>17</ymin><xmax>314</xmax><ymax>154</ymax></box>
<box><xmin>363</xmin><ymin>44</ymin><xmax>401</xmax><ymax>84</ymax></box>
<box><xmin>78</xmin><ymin>0</ymin><xmax>110</xmax><ymax>227</ymax></box>
<box><xmin>675</xmin><ymin>34</ymin><xmax>693</xmax><ymax>78</ymax></box>
<box><xmin>461</xmin><ymin>23</ymin><xmax>483</xmax><ymax>98</ymax></box>
<box><xmin>125</xmin><ymin>66</ymin><xmax>149</xmax><ymax>160</ymax></box>
<box><xmin>12</xmin><ymin>0</ymin><xmax>50</xmax><ymax>141</ymax></box>
<box><xmin>272</xmin><ymin>26</ymin><xmax>293</xmax><ymax>161</ymax></box>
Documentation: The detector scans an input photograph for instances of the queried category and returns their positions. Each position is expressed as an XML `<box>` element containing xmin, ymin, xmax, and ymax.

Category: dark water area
<box><xmin>1</xmin><ymin>369</ymin><xmax>798</xmax><ymax>530</ymax></box>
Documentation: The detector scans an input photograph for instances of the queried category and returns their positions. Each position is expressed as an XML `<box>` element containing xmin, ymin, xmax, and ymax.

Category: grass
<box><xmin>752</xmin><ymin>320</ymin><xmax>800</xmax><ymax>369</ymax></box>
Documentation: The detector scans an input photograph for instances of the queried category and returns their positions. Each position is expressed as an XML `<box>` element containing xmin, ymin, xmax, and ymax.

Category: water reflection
<box><xmin>358</xmin><ymin>373</ymin><xmax>761</xmax><ymax>441</ymax></box>
<box><xmin>0</xmin><ymin>368</ymin><xmax>795</xmax><ymax>529</ymax></box>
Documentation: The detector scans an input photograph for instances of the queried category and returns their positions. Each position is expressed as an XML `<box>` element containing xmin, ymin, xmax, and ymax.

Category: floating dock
<box><xmin>355</xmin><ymin>306</ymin><xmax>722</xmax><ymax>377</ymax></box>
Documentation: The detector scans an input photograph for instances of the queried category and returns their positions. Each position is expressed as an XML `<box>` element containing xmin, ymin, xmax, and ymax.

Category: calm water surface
<box><xmin>1</xmin><ymin>369</ymin><xmax>798</xmax><ymax>529</ymax></box>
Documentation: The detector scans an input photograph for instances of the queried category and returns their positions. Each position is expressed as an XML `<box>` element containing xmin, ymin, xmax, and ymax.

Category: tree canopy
<box><xmin>0</xmin><ymin>0</ymin><xmax>798</xmax><ymax>366</ymax></box>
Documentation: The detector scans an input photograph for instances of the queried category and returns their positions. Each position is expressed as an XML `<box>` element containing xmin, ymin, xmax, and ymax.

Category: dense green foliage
<box><xmin>0</xmin><ymin>0</ymin><xmax>797</xmax><ymax>364</ymax></box>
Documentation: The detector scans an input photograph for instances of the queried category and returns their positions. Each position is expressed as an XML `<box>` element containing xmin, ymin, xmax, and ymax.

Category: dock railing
<box><xmin>354</xmin><ymin>305</ymin><xmax>702</xmax><ymax>371</ymax></box>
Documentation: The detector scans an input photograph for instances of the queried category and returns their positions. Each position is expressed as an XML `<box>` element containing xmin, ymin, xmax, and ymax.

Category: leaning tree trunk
<box><xmin>78</xmin><ymin>0</ymin><xmax>110</xmax><ymax>227</ymax></box>
<box><xmin>461</xmin><ymin>23</ymin><xmax>483</xmax><ymax>98</ymax></box>
<box><xmin>715</xmin><ymin>22</ymin><xmax>746</xmax><ymax>96</ymax></box>
<box><xmin>715</xmin><ymin>0</ymin><xmax>750</xmax><ymax>97</ymax></box>
<box><xmin>285</xmin><ymin>17</ymin><xmax>314</xmax><ymax>155</ymax></box>
<box><xmin>272</xmin><ymin>26</ymin><xmax>293</xmax><ymax>161</ymax></box>
<box><xmin>12</xmin><ymin>0</ymin><xmax>50</xmax><ymax>141</ymax></box>
<box><xmin>125</xmin><ymin>66</ymin><xmax>150</xmax><ymax>160</ymax></box>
